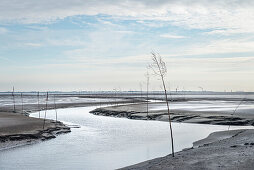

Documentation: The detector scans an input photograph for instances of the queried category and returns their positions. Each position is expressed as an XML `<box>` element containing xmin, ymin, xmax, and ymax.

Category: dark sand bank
<box><xmin>0</xmin><ymin>112</ymin><xmax>70</xmax><ymax>150</ymax></box>
<box><xmin>0</xmin><ymin>94</ymin><xmax>137</xmax><ymax>150</ymax></box>
<box><xmin>1</xmin><ymin>93</ymin><xmax>254</xmax><ymax>169</ymax></box>
<box><xmin>122</xmin><ymin>129</ymin><xmax>254</xmax><ymax>170</ymax></box>
<box><xmin>91</xmin><ymin>101</ymin><xmax>254</xmax><ymax>126</ymax></box>
<box><xmin>0</xmin><ymin>94</ymin><xmax>138</xmax><ymax>115</ymax></box>
<box><xmin>88</xmin><ymin>99</ymin><xmax>254</xmax><ymax>170</ymax></box>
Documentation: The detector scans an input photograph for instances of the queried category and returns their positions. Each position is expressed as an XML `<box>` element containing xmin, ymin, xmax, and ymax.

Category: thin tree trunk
<box><xmin>54</xmin><ymin>94</ymin><xmax>58</xmax><ymax>126</ymax></box>
<box><xmin>146</xmin><ymin>80</ymin><xmax>149</xmax><ymax>118</ymax></box>
<box><xmin>140</xmin><ymin>83</ymin><xmax>143</xmax><ymax>103</ymax></box>
<box><xmin>43</xmin><ymin>92</ymin><xmax>48</xmax><ymax>130</ymax></box>
<box><xmin>37</xmin><ymin>92</ymin><xmax>40</xmax><ymax>118</ymax></box>
<box><xmin>162</xmin><ymin>76</ymin><xmax>175</xmax><ymax>157</ymax></box>
<box><xmin>12</xmin><ymin>86</ymin><xmax>16</xmax><ymax>112</ymax></box>
<box><xmin>21</xmin><ymin>92</ymin><xmax>24</xmax><ymax>114</ymax></box>
<box><xmin>150</xmin><ymin>53</ymin><xmax>175</xmax><ymax>157</ymax></box>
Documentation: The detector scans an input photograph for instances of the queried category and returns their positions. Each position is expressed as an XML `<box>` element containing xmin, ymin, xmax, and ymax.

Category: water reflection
<box><xmin>0</xmin><ymin>106</ymin><xmax>252</xmax><ymax>170</ymax></box>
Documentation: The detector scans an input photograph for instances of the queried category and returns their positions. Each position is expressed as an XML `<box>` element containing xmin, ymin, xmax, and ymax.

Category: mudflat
<box><xmin>0</xmin><ymin>111</ymin><xmax>70</xmax><ymax>150</ymax></box>
<box><xmin>91</xmin><ymin>101</ymin><xmax>254</xmax><ymax>126</ymax></box>
<box><xmin>122</xmin><ymin>129</ymin><xmax>254</xmax><ymax>170</ymax></box>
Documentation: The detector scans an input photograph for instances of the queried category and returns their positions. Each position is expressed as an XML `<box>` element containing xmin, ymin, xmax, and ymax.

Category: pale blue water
<box><xmin>150</xmin><ymin>100</ymin><xmax>254</xmax><ymax>113</ymax></box>
<box><xmin>0</xmin><ymin>106</ymin><xmax>252</xmax><ymax>170</ymax></box>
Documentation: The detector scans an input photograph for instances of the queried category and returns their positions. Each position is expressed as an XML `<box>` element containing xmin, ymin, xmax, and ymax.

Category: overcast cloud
<box><xmin>1</xmin><ymin>0</ymin><xmax>254</xmax><ymax>34</ymax></box>
<box><xmin>0</xmin><ymin>0</ymin><xmax>254</xmax><ymax>91</ymax></box>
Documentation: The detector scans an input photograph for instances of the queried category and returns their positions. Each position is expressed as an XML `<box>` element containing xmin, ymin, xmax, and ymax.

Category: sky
<box><xmin>0</xmin><ymin>0</ymin><xmax>254</xmax><ymax>92</ymax></box>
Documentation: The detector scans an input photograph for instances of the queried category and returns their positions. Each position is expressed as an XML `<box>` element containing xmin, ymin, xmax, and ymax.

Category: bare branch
<box><xmin>148</xmin><ymin>51</ymin><xmax>175</xmax><ymax>157</ymax></box>
<box><xmin>150</xmin><ymin>52</ymin><xmax>167</xmax><ymax>77</ymax></box>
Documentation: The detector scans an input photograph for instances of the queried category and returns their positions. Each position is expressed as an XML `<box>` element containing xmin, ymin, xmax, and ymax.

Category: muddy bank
<box><xmin>122</xmin><ymin>129</ymin><xmax>254</xmax><ymax>170</ymax></box>
<box><xmin>0</xmin><ymin>94</ymin><xmax>140</xmax><ymax>150</ymax></box>
<box><xmin>0</xmin><ymin>112</ymin><xmax>70</xmax><ymax>150</ymax></box>
<box><xmin>90</xmin><ymin>102</ymin><xmax>254</xmax><ymax>126</ymax></box>
<box><xmin>0</xmin><ymin>94</ymin><xmax>139</xmax><ymax>115</ymax></box>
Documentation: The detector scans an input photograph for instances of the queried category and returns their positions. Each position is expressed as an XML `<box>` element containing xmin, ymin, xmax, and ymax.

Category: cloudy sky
<box><xmin>0</xmin><ymin>0</ymin><xmax>254</xmax><ymax>91</ymax></box>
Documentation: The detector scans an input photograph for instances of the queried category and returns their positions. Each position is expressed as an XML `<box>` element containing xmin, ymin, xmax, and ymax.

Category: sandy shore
<box><xmin>91</xmin><ymin>101</ymin><xmax>254</xmax><ymax>169</ymax></box>
<box><xmin>122</xmin><ymin>129</ymin><xmax>254</xmax><ymax>170</ymax></box>
<box><xmin>0</xmin><ymin>111</ymin><xmax>70</xmax><ymax>150</ymax></box>
<box><xmin>0</xmin><ymin>94</ymin><xmax>137</xmax><ymax>150</ymax></box>
<box><xmin>1</xmin><ymin>93</ymin><xmax>254</xmax><ymax>169</ymax></box>
<box><xmin>0</xmin><ymin>96</ymin><xmax>138</xmax><ymax>115</ymax></box>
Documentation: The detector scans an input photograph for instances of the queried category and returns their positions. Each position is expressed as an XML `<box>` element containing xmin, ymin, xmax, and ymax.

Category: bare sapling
<box><xmin>149</xmin><ymin>52</ymin><xmax>175</xmax><ymax>157</ymax></box>
<box><xmin>99</xmin><ymin>96</ymin><xmax>102</xmax><ymax>108</ymax></box>
<box><xmin>139</xmin><ymin>82</ymin><xmax>143</xmax><ymax>102</ymax></box>
<box><xmin>168</xmin><ymin>82</ymin><xmax>173</xmax><ymax>102</ymax></box>
<box><xmin>43</xmin><ymin>92</ymin><xmax>49</xmax><ymax>130</ymax></box>
<box><xmin>183</xmin><ymin>87</ymin><xmax>186</xmax><ymax>101</ymax></box>
<box><xmin>99</xmin><ymin>89</ymin><xmax>102</xmax><ymax>108</ymax></box>
<box><xmin>21</xmin><ymin>92</ymin><xmax>24</xmax><ymax>114</ymax></box>
<box><xmin>113</xmin><ymin>89</ymin><xmax>118</xmax><ymax>106</ymax></box>
<box><xmin>37</xmin><ymin>92</ymin><xmax>40</xmax><ymax>118</ymax></box>
<box><xmin>118</xmin><ymin>87</ymin><xmax>122</xmax><ymax>105</ymax></box>
<box><xmin>198</xmin><ymin>86</ymin><xmax>204</xmax><ymax>92</ymax></box>
<box><xmin>12</xmin><ymin>86</ymin><xmax>16</xmax><ymax>112</ymax></box>
<box><xmin>54</xmin><ymin>94</ymin><xmax>58</xmax><ymax>126</ymax></box>
<box><xmin>228</xmin><ymin>96</ymin><xmax>246</xmax><ymax>130</ymax></box>
<box><xmin>145</xmin><ymin>71</ymin><xmax>150</xmax><ymax>119</ymax></box>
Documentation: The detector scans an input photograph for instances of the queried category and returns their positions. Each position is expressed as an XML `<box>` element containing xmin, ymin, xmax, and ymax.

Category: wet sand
<box><xmin>122</xmin><ymin>129</ymin><xmax>254</xmax><ymax>170</ymax></box>
<box><xmin>91</xmin><ymin>102</ymin><xmax>254</xmax><ymax>126</ymax></box>
<box><xmin>0</xmin><ymin>94</ymin><xmax>137</xmax><ymax>150</ymax></box>
<box><xmin>0</xmin><ymin>111</ymin><xmax>70</xmax><ymax>150</ymax></box>
<box><xmin>0</xmin><ymin>94</ymin><xmax>137</xmax><ymax>115</ymax></box>
<box><xmin>1</xmin><ymin>93</ymin><xmax>254</xmax><ymax>169</ymax></box>
<box><xmin>91</xmin><ymin>100</ymin><xmax>254</xmax><ymax>169</ymax></box>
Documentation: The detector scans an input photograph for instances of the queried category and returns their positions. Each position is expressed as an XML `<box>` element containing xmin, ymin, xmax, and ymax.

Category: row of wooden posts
<box><xmin>12</xmin><ymin>87</ymin><xmax>58</xmax><ymax>130</ymax></box>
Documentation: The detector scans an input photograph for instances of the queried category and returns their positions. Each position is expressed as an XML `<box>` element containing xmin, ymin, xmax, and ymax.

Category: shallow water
<box><xmin>0</xmin><ymin>95</ymin><xmax>123</xmax><ymax>107</ymax></box>
<box><xmin>150</xmin><ymin>100</ymin><xmax>254</xmax><ymax>114</ymax></box>
<box><xmin>0</xmin><ymin>106</ymin><xmax>252</xmax><ymax>170</ymax></box>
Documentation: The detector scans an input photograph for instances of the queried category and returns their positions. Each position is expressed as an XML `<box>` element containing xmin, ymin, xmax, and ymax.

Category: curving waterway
<box><xmin>0</xmin><ymin>106</ymin><xmax>252</xmax><ymax>170</ymax></box>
